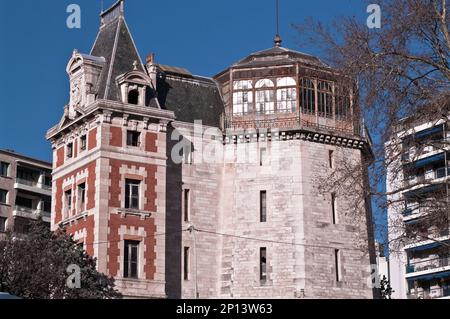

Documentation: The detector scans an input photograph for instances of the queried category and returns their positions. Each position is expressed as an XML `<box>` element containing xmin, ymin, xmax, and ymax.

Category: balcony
<box><xmin>406</xmin><ymin>255</ymin><xmax>450</xmax><ymax>274</ymax></box>
<box><xmin>407</xmin><ymin>286</ymin><xmax>450</xmax><ymax>299</ymax></box>
<box><xmin>14</xmin><ymin>178</ymin><xmax>51</xmax><ymax>196</ymax></box>
<box><xmin>13</xmin><ymin>205</ymin><xmax>51</xmax><ymax>223</ymax></box>
<box><xmin>404</xmin><ymin>167</ymin><xmax>450</xmax><ymax>188</ymax></box>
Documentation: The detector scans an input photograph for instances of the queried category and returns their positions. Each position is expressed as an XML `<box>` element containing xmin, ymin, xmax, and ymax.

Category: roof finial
<box><xmin>274</xmin><ymin>0</ymin><xmax>282</xmax><ymax>47</ymax></box>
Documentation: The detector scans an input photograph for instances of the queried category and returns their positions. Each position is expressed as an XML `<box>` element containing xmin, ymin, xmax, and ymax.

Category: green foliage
<box><xmin>0</xmin><ymin>219</ymin><xmax>121</xmax><ymax>299</ymax></box>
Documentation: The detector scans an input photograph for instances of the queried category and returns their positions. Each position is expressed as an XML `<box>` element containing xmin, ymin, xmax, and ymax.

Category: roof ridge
<box><xmin>103</xmin><ymin>17</ymin><xmax>122</xmax><ymax>100</ymax></box>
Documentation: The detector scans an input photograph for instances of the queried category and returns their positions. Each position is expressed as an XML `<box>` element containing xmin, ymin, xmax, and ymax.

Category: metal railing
<box><xmin>404</xmin><ymin>167</ymin><xmax>450</xmax><ymax>187</ymax></box>
<box><xmin>406</xmin><ymin>255</ymin><xmax>450</xmax><ymax>273</ymax></box>
<box><xmin>224</xmin><ymin>114</ymin><xmax>361</xmax><ymax>137</ymax></box>
<box><xmin>407</xmin><ymin>286</ymin><xmax>450</xmax><ymax>299</ymax></box>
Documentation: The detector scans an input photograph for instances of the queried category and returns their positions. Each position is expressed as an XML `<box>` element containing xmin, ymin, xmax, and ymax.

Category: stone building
<box><xmin>46</xmin><ymin>0</ymin><xmax>376</xmax><ymax>298</ymax></box>
<box><xmin>0</xmin><ymin>149</ymin><xmax>52</xmax><ymax>237</ymax></box>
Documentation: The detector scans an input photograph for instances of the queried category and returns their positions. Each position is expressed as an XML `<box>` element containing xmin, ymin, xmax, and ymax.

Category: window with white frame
<box><xmin>318</xmin><ymin>81</ymin><xmax>333</xmax><ymax>118</ymax></box>
<box><xmin>300</xmin><ymin>78</ymin><xmax>315</xmax><ymax>114</ymax></box>
<box><xmin>127</xmin><ymin>131</ymin><xmax>141</xmax><ymax>147</ymax></box>
<box><xmin>276</xmin><ymin>77</ymin><xmax>297</xmax><ymax>113</ymax></box>
<box><xmin>124</xmin><ymin>240</ymin><xmax>139</xmax><ymax>278</ymax></box>
<box><xmin>125</xmin><ymin>179</ymin><xmax>140</xmax><ymax>210</ymax></box>
<box><xmin>77</xmin><ymin>183</ymin><xmax>86</xmax><ymax>212</ymax></box>
<box><xmin>64</xmin><ymin>189</ymin><xmax>72</xmax><ymax>216</ymax></box>
<box><xmin>255</xmin><ymin>79</ymin><xmax>275</xmax><ymax>114</ymax></box>
<box><xmin>232</xmin><ymin>80</ymin><xmax>253</xmax><ymax>116</ymax></box>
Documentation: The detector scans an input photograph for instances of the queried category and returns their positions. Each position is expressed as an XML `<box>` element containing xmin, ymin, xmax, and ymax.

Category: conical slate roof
<box><xmin>90</xmin><ymin>0</ymin><xmax>145</xmax><ymax>102</ymax></box>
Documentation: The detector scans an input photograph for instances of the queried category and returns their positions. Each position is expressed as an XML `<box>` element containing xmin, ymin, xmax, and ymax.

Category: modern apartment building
<box><xmin>46</xmin><ymin>0</ymin><xmax>376</xmax><ymax>298</ymax></box>
<box><xmin>0</xmin><ymin>149</ymin><xmax>52</xmax><ymax>236</ymax></box>
<box><xmin>387</xmin><ymin>118</ymin><xmax>450</xmax><ymax>299</ymax></box>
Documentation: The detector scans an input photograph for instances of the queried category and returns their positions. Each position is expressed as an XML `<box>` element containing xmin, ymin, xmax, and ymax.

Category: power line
<box><xmin>194</xmin><ymin>227</ymin><xmax>366</xmax><ymax>252</ymax></box>
<box><xmin>83</xmin><ymin>229</ymin><xmax>187</xmax><ymax>247</ymax></box>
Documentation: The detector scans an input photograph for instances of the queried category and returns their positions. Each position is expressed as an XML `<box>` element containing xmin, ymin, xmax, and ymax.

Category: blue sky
<box><xmin>0</xmin><ymin>0</ymin><xmax>368</xmax><ymax>162</ymax></box>
<box><xmin>0</xmin><ymin>0</ymin><xmax>384</xmax><ymax>241</ymax></box>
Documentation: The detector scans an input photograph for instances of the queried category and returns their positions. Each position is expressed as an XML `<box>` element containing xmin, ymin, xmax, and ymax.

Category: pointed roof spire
<box><xmin>100</xmin><ymin>0</ymin><xmax>124</xmax><ymax>26</ymax></box>
<box><xmin>274</xmin><ymin>0</ymin><xmax>282</xmax><ymax>47</ymax></box>
<box><xmin>90</xmin><ymin>0</ymin><xmax>145</xmax><ymax>101</ymax></box>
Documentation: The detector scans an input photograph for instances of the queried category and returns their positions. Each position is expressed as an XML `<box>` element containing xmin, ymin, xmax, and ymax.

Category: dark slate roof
<box><xmin>231</xmin><ymin>46</ymin><xmax>328</xmax><ymax>69</ymax></box>
<box><xmin>157</xmin><ymin>73</ymin><xmax>225</xmax><ymax>128</ymax></box>
<box><xmin>90</xmin><ymin>1</ymin><xmax>145</xmax><ymax>101</ymax></box>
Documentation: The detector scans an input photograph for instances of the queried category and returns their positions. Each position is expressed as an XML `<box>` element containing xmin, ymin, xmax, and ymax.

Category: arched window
<box><xmin>232</xmin><ymin>80</ymin><xmax>253</xmax><ymax>116</ymax></box>
<box><xmin>255</xmin><ymin>79</ymin><xmax>275</xmax><ymax>89</ymax></box>
<box><xmin>300</xmin><ymin>78</ymin><xmax>315</xmax><ymax>115</ymax></box>
<box><xmin>335</xmin><ymin>86</ymin><xmax>351</xmax><ymax>121</ymax></box>
<box><xmin>128</xmin><ymin>89</ymin><xmax>139</xmax><ymax>105</ymax></box>
<box><xmin>318</xmin><ymin>81</ymin><xmax>333</xmax><ymax>118</ymax></box>
<box><xmin>255</xmin><ymin>79</ymin><xmax>275</xmax><ymax>114</ymax></box>
<box><xmin>276</xmin><ymin>77</ymin><xmax>297</xmax><ymax>113</ymax></box>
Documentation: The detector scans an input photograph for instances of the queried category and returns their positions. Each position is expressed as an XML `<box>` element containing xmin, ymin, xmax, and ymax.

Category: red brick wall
<box><xmin>56</xmin><ymin>147</ymin><xmax>65</xmax><ymax>168</ymax></box>
<box><xmin>65</xmin><ymin>215</ymin><xmax>95</xmax><ymax>256</ymax></box>
<box><xmin>110</xmin><ymin>126</ymin><xmax>122</xmax><ymax>147</ymax></box>
<box><xmin>53</xmin><ymin>161</ymin><xmax>97</xmax><ymax>225</ymax></box>
<box><xmin>54</xmin><ymin>178</ymin><xmax>63</xmax><ymax>224</ymax></box>
<box><xmin>107</xmin><ymin>214</ymin><xmax>157</xmax><ymax>280</ymax></box>
<box><xmin>145</xmin><ymin>132</ymin><xmax>158</xmax><ymax>152</ymax></box>
<box><xmin>88</xmin><ymin>127</ymin><xmax>97</xmax><ymax>150</ymax></box>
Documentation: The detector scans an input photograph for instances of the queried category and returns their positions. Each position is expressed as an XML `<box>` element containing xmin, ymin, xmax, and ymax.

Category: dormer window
<box><xmin>128</xmin><ymin>89</ymin><xmax>139</xmax><ymax>105</ymax></box>
<box><xmin>117</xmin><ymin>69</ymin><xmax>154</xmax><ymax>107</ymax></box>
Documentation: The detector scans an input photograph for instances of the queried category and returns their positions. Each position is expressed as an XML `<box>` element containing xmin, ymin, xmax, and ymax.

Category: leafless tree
<box><xmin>295</xmin><ymin>0</ymin><xmax>450</xmax><ymax>256</ymax></box>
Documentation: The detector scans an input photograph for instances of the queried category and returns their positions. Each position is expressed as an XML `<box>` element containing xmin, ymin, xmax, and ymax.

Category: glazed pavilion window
<box><xmin>318</xmin><ymin>81</ymin><xmax>333</xmax><ymax>118</ymax></box>
<box><xmin>232</xmin><ymin>80</ymin><xmax>253</xmax><ymax>116</ymax></box>
<box><xmin>335</xmin><ymin>86</ymin><xmax>351</xmax><ymax>121</ymax></box>
<box><xmin>300</xmin><ymin>78</ymin><xmax>315</xmax><ymax>115</ymax></box>
<box><xmin>255</xmin><ymin>79</ymin><xmax>275</xmax><ymax>115</ymax></box>
<box><xmin>276</xmin><ymin>77</ymin><xmax>297</xmax><ymax>113</ymax></box>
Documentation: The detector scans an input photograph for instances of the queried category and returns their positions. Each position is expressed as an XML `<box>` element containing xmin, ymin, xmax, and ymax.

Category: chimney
<box><xmin>146</xmin><ymin>53</ymin><xmax>155</xmax><ymax>65</ymax></box>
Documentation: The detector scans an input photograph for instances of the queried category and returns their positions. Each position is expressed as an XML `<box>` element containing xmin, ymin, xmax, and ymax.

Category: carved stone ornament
<box><xmin>70</xmin><ymin>78</ymin><xmax>82</xmax><ymax>107</ymax></box>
